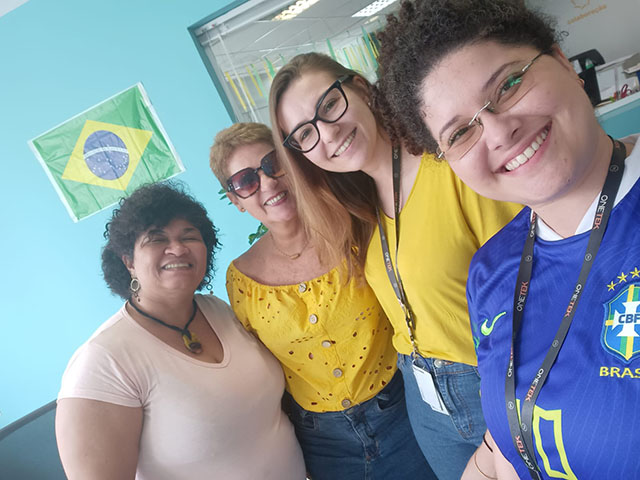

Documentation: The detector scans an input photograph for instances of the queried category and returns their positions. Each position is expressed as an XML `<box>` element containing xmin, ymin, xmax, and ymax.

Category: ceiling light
<box><xmin>272</xmin><ymin>0</ymin><xmax>320</xmax><ymax>21</ymax></box>
<box><xmin>352</xmin><ymin>0</ymin><xmax>397</xmax><ymax>17</ymax></box>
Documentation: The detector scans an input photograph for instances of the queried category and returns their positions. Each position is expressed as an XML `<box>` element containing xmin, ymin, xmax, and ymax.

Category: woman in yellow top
<box><xmin>209</xmin><ymin>122</ymin><xmax>434</xmax><ymax>480</ymax></box>
<box><xmin>270</xmin><ymin>53</ymin><xmax>522</xmax><ymax>480</ymax></box>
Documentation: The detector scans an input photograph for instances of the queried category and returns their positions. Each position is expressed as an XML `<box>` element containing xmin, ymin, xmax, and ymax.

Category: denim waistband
<box><xmin>399</xmin><ymin>352</ymin><xmax>477</xmax><ymax>375</ymax></box>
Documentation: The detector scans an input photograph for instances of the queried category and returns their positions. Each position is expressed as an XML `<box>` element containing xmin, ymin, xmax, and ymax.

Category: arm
<box><xmin>56</xmin><ymin>398</ymin><xmax>143</xmax><ymax>480</ymax></box>
<box><xmin>226</xmin><ymin>262</ymin><xmax>260</xmax><ymax>336</ymax></box>
<box><xmin>462</xmin><ymin>430</ymin><xmax>519</xmax><ymax>480</ymax></box>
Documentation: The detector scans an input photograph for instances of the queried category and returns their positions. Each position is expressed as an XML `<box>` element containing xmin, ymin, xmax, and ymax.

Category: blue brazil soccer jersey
<box><xmin>468</xmin><ymin>167</ymin><xmax>640</xmax><ymax>478</ymax></box>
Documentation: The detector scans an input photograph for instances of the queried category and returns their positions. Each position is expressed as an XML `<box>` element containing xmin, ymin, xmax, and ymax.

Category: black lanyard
<box><xmin>376</xmin><ymin>146</ymin><xmax>419</xmax><ymax>355</ymax></box>
<box><xmin>505</xmin><ymin>138</ymin><xmax>627</xmax><ymax>479</ymax></box>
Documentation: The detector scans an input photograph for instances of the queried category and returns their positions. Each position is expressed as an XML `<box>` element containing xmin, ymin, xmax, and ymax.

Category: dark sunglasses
<box><xmin>226</xmin><ymin>150</ymin><xmax>285</xmax><ymax>199</ymax></box>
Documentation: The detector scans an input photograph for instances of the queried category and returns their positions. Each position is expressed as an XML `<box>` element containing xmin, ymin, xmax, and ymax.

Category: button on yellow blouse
<box><xmin>226</xmin><ymin>262</ymin><xmax>398</xmax><ymax>412</ymax></box>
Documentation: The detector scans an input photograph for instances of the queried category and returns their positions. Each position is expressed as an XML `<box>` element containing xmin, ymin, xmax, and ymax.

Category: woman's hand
<box><xmin>56</xmin><ymin>398</ymin><xmax>142</xmax><ymax>480</ymax></box>
<box><xmin>461</xmin><ymin>430</ymin><xmax>519</xmax><ymax>480</ymax></box>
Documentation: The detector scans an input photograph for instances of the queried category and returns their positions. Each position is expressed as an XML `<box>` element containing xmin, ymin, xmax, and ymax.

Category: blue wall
<box><xmin>0</xmin><ymin>0</ymin><xmax>258</xmax><ymax>428</ymax></box>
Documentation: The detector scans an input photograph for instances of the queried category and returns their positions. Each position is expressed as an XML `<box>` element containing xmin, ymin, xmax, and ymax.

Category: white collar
<box><xmin>536</xmin><ymin>134</ymin><xmax>640</xmax><ymax>241</ymax></box>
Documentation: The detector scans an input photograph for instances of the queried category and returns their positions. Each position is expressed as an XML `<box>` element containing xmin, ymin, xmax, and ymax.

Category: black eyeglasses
<box><xmin>283</xmin><ymin>75</ymin><xmax>353</xmax><ymax>153</ymax></box>
<box><xmin>437</xmin><ymin>51</ymin><xmax>547</xmax><ymax>161</ymax></box>
<box><xmin>226</xmin><ymin>150</ymin><xmax>284</xmax><ymax>199</ymax></box>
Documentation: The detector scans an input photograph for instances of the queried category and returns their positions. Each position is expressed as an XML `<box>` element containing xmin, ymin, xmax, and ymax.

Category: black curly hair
<box><xmin>101</xmin><ymin>182</ymin><xmax>219</xmax><ymax>299</ymax></box>
<box><xmin>376</xmin><ymin>0</ymin><xmax>557</xmax><ymax>155</ymax></box>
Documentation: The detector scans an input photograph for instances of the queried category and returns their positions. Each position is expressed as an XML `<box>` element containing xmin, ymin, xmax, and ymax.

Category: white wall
<box><xmin>527</xmin><ymin>0</ymin><xmax>640</xmax><ymax>62</ymax></box>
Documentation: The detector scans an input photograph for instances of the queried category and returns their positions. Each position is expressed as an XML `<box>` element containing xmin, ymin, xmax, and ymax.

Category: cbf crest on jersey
<box><xmin>603</xmin><ymin>283</ymin><xmax>640</xmax><ymax>363</ymax></box>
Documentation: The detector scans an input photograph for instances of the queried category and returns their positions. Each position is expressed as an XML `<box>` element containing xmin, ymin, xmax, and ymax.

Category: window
<box><xmin>189</xmin><ymin>0</ymin><xmax>399</xmax><ymax>124</ymax></box>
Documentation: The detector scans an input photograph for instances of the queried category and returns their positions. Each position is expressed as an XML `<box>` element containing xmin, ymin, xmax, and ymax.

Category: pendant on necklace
<box><xmin>289</xmin><ymin>253</ymin><xmax>301</xmax><ymax>260</ymax></box>
<box><xmin>182</xmin><ymin>330</ymin><xmax>203</xmax><ymax>354</ymax></box>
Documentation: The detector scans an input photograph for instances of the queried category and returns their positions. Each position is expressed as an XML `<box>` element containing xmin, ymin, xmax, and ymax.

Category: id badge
<box><xmin>412</xmin><ymin>364</ymin><xmax>449</xmax><ymax>415</ymax></box>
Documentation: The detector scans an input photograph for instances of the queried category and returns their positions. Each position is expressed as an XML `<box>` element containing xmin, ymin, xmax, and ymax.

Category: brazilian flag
<box><xmin>29</xmin><ymin>83</ymin><xmax>184</xmax><ymax>222</ymax></box>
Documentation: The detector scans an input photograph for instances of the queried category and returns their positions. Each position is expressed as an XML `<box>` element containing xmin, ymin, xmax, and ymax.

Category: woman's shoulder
<box><xmin>195</xmin><ymin>293</ymin><xmax>235</xmax><ymax>319</ymax></box>
<box><xmin>469</xmin><ymin>208</ymin><xmax>530</xmax><ymax>276</ymax></box>
<box><xmin>67</xmin><ymin>304</ymin><xmax>169</xmax><ymax>369</ymax></box>
<box><xmin>411</xmin><ymin>153</ymin><xmax>460</xmax><ymax>197</ymax></box>
<box><xmin>229</xmin><ymin>236</ymin><xmax>271</xmax><ymax>279</ymax></box>
<box><xmin>226</xmin><ymin>254</ymin><xmax>269</xmax><ymax>293</ymax></box>
<box><xmin>59</xmin><ymin>306</ymin><xmax>147</xmax><ymax>404</ymax></box>
<box><xmin>234</xmin><ymin>237</ymin><xmax>262</xmax><ymax>263</ymax></box>
<box><xmin>196</xmin><ymin>294</ymin><xmax>243</xmax><ymax>333</ymax></box>
<box><xmin>80</xmin><ymin>305</ymin><xmax>136</xmax><ymax>351</ymax></box>
<box><xmin>414</xmin><ymin>153</ymin><xmax>499</xmax><ymax>201</ymax></box>
<box><xmin>226</xmin><ymin>237</ymin><xmax>289</xmax><ymax>293</ymax></box>
<box><xmin>195</xmin><ymin>293</ymin><xmax>264</xmax><ymax>346</ymax></box>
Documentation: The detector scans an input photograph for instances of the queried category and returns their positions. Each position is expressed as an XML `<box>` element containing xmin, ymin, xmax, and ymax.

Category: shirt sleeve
<box><xmin>225</xmin><ymin>264</ymin><xmax>254</xmax><ymax>333</ymax></box>
<box><xmin>58</xmin><ymin>341</ymin><xmax>142</xmax><ymax>408</ymax></box>
<box><xmin>466</xmin><ymin>261</ymin><xmax>482</xmax><ymax>357</ymax></box>
<box><xmin>455</xmin><ymin>175</ymin><xmax>524</xmax><ymax>247</ymax></box>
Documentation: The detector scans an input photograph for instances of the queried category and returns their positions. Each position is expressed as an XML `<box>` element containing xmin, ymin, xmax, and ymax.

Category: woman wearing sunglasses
<box><xmin>376</xmin><ymin>0</ymin><xmax>640</xmax><ymax>478</ymax></box>
<box><xmin>209</xmin><ymin>122</ymin><xmax>433</xmax><ymax>480</ymax></box>
<box><xmin>269</xmin><ymin>53</ymin><xmax>521</xmax><ymax>479</ymax></box>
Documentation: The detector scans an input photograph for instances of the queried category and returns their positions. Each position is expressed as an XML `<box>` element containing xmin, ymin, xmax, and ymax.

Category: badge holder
<box><xmin>412</xmin><ymin>359</ymin><xmax>449</xmax><ymax>415</ymax></box>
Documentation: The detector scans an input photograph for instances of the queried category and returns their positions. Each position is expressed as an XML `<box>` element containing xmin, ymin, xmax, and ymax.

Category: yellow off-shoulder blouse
<box><xmin>226</xmin><ymin>262</ymin><xmax>398</xmax><ymax>412</ymax></box>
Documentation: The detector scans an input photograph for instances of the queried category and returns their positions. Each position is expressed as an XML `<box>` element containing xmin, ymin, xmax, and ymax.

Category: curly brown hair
<box><xmin>376</xmin><ymin>0</ymin><xmax>556</xmax><ymax>154</ymax></box>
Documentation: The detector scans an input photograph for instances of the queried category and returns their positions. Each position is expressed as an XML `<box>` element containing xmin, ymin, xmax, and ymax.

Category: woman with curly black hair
<box><xmin>269</xmin><ymin>51</ymin><xmax>521</xmax><ymax>479</ymax></box>
<box><xmin>377</xmin><ymin>0</ymin><xmax>640</xmax><ymax>478</ymax></box>
<box><xmin>55</xmin><ymin>182</ymin><xmax>305</xmax><ymax>479</ymax></box>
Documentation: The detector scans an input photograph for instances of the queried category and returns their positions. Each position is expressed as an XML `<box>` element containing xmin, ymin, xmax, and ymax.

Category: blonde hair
<box><xmin>209</xmin><ymin>122</ymin><xmax>275</xmax><ymax>187</ymax></box>
<box><xmin>269</xmin><ymin>52</ymin><xmax>378</xmax><ymax>279</ymax></box>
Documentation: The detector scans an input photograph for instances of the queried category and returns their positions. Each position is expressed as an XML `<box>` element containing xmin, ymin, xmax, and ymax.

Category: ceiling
<box><xmin>0</xmin><ymin>0</ymin><xmax>29</xmax><ymax>19</ymax></box>
<box><xmin>196</xmin><ymin>0</ymin><xmax>401</xmax><ymax>73</ymax></box>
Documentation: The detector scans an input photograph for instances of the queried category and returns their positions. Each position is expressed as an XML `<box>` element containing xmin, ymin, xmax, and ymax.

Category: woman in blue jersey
<box><xmin>376</xmin><ymin>0</ymin><xmax>640</xmax><ymax>479</ymax></box>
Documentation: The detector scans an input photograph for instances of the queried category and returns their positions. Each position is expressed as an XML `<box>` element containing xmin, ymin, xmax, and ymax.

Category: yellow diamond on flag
<box><xmin>62</xmin><ymin>119</ymin><xmax>153</xmax><ymax>191</ymax></box>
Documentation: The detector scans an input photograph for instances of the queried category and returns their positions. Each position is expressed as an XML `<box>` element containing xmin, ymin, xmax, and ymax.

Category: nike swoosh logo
<box><xmin>481</xmin><ymin>311</ymin><xmax>507</xmax><ymax>336</ymax></box>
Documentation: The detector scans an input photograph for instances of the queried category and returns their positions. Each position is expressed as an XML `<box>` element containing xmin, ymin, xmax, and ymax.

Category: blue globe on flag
<box><xmin>83</xmin><ymin>130</ymin><xmax>130</xmax><ymax>180</ymax></box>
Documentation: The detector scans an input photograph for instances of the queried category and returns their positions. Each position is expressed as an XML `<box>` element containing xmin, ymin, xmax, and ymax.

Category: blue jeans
<box><xmin>284</xmin><ymin>370</ymin><xmax>436</xmax><ymax>480</ymax></box>
<box><xmin>398</xmin><ymin>353</ymin><xmax>486</xmax><ymax>480</ymax></box>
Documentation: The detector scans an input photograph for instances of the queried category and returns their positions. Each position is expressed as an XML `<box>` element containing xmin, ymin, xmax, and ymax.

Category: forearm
<box><xmin>462</xmin><ymin>432</ymin><xmax>498</xmax><ymax>480</ymax></box>
<box><xmin>462</xmin><ymin>430</ymin><xmax>520</xmax><ymax>480</ymax></box>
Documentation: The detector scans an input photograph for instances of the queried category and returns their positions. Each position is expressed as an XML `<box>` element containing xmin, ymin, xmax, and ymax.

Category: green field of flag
<box><xmin>29</xmin><ymin>83</ymin><xmax>184</xmax><ymax>221</ymax></box>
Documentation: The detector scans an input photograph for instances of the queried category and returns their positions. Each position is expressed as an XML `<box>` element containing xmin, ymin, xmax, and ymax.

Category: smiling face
<box><xmin>123</xmin><ymin>218</ymin><xmax>207</xmax><ymax>302</ymax></box>
<box><xmin>420</xmin><ymin>41</ymin><xmax>604</xmax><ymax>210</ymax></box>
<box><xmin>225</xmin><ymin>142</ymin><xmax>298</xmax><ymax>227</ymax></box>
<box><xmin>277</xmin><ymin>70</ymin><xmax>380</xmax><ymax>174</ymax></box>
